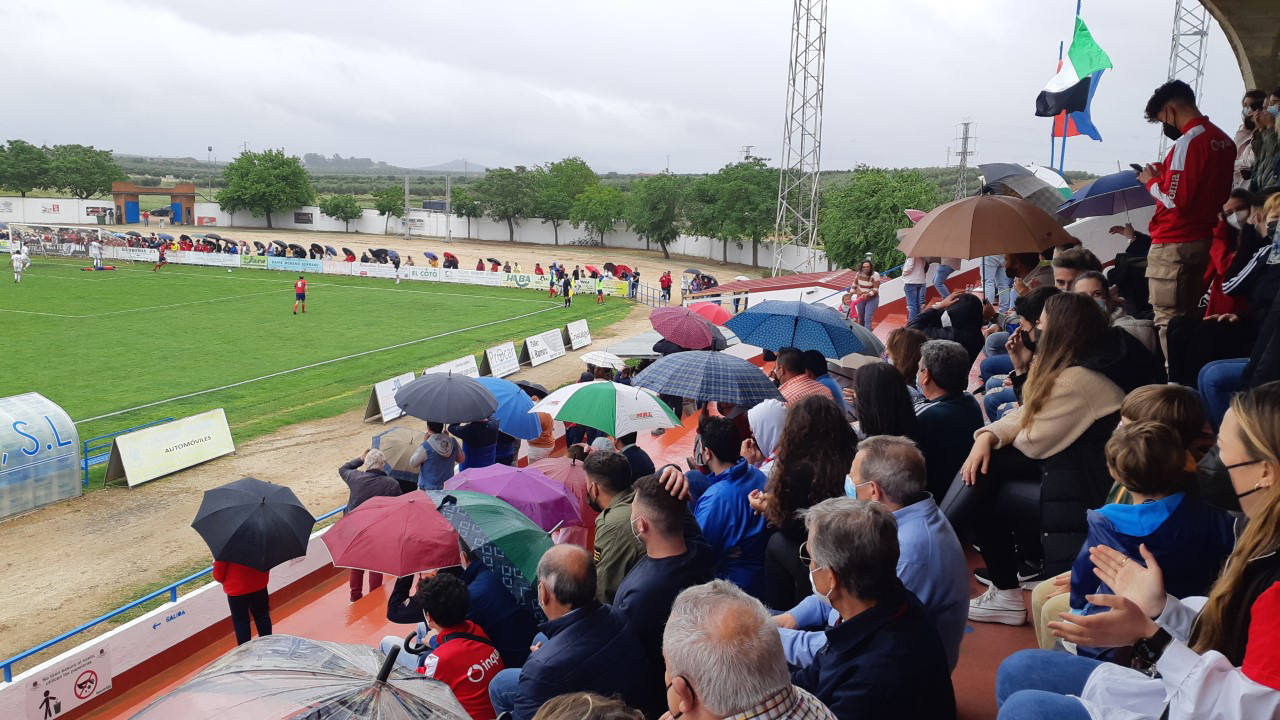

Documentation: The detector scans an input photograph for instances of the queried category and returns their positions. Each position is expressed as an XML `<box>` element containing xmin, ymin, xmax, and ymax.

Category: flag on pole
<box><xmin>1035</xmin><ymin>17</ymin><xmax>1112</xmax><ymax>117</ymax></box>
<box><xmin>1053</xmin><ymin>70</ymin><xmax>1104</xmax><ymax>141</ymax></box>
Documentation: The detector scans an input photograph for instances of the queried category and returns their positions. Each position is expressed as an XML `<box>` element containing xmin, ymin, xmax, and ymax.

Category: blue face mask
<box><xmin>1268</xmin><ymin>105</ymin><xmax>1280</xmax><ymax>119</ymax></box>
<box><xmin>844</xmin><ymin>474</ymin><xmax>857</xmax><ymax>497</ymax></box>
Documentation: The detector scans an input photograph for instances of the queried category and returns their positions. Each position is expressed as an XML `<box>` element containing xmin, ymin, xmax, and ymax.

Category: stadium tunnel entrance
<box><xmin>110</xmin><ymin>181</ymin><xmax>196</xmax><ymax>226</ymax></box>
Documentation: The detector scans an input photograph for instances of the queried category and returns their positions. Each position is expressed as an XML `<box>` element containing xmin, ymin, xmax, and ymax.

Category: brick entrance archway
<box><xmin>111</xmin><ymin>181</ymin><xmax>197</xmax><ymax>225</ymax></box>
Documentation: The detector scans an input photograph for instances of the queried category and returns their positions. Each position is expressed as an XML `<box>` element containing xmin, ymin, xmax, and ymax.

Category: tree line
<box><xmin>0</xmin><ymin>140</ymin><xmax>126</xmax><ymax>199</ymax></box>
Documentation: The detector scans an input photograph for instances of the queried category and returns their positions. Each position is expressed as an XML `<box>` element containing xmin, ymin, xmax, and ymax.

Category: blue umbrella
<box><xmin>157</xmin><ymin>232</ymin><xmax>174</xmax><ymax>240</ymax></box>
<box><xmin>633</xmin><ymin>351</ymin><xmax>782</xmax><ymax>407</ymax></box>
<box><xmin>424</xmin><ymin>251</ymin><xmax>438</xmax><ymax>260</ymax></box>
<box><xmin>474</xmin><ymin>376</ymin><xmax>543</xmax><ymax>440</ymax></box>
<box><xmin>1057</xmin><ymin>170</ymin><xmax>1154</xmax><ymax>221</ymax></box>
<box><xmin>725</xmin><ymin>300</ymin><xmax>865</xmax><ymax>358</ymax></box>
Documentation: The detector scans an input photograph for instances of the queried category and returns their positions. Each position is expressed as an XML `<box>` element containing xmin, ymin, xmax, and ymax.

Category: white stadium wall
<box><xmin>0</xmin><ymin>197</ymin><xmax>114</xmax><ymax>225</ymax></box>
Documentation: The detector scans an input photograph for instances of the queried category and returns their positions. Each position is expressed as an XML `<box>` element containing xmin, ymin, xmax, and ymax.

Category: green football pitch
<box><xmin>1</xmin><ymin>256</ymin><xmax>631</xmax><ymax>485</ymax></box>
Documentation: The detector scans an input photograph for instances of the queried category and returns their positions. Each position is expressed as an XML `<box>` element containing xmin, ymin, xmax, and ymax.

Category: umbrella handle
<box><xmin>547</xmin><ymin>519</ymin><xmax>564</xmax><ymax>536</ymax></box>
<box><xmin>378</xmin><ymin>645</ymin><xmax>401</xmax><ymax>682</ymax></box>
<box><xmin>435</xmin><ymin>494</ymin><xmax>458</xmax><ymax>510</ymax></box>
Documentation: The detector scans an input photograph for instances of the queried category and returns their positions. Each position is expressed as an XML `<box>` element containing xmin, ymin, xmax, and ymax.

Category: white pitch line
<box><xmin>74</xmin><ymin>303</ymin><xmax>565</xmax><ymax>425</ymax></box>
<box><xmin>0</xmin><ymin>307</ymin><xmax>76</xmax><ymax>318</ymax></box>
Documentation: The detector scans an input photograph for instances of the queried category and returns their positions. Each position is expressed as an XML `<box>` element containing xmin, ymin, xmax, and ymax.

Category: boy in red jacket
<box><xmin>380</xmin><ymin>573</ymin><xmax>504</xmax><ymax>720</ymax></box>
<box><xmin>212</xmin><ymin>560</ymin><xmax>271</xmax><ymax>645</ymax></box>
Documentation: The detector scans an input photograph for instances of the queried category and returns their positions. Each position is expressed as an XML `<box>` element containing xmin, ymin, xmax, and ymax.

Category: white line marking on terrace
<box><xmin>74</xmin><ymin>304</ymin><xmax>563</xmax><ymax>425</ymax></box>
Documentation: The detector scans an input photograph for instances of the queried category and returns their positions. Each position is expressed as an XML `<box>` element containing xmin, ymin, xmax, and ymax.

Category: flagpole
<box><xmin>1051</xmin><ymin>41</ymin><xmax>1062</xmax><ymax>167</ymax></box>
<box><xmin>1058</xmin><ymin>0</ymin><xmax>1083</xmax><ymax>174</ymax></box>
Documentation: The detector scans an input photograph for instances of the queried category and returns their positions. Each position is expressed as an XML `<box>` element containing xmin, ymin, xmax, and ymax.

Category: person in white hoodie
<box><xmin>741</xmin><ymin>399</ymin><xmax>786</xmax><ymax>477</ymax></box>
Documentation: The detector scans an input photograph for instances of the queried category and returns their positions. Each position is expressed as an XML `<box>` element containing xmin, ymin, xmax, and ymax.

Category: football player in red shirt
<box><xmin>293</xmin><ymin>275</ymin><xmax>307</xmax><ymax>315</ymax></box>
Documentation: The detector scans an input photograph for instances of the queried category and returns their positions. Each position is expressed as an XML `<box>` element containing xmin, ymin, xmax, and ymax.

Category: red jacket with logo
<box><xmin>420</xmin><ymin>621</ymin><xmax>505</xmax><ymax>720</ymax></box>
<box><xmin>1145</xmin><ymin>116</ymin><xmax>1235</xmax><ymax>245</ymax></box>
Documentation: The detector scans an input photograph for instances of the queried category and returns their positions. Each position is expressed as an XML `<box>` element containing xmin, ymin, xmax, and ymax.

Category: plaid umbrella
<box><xmin>633</xmin><ymin>351</ymin><xmax>782</xmax><ymax>407</ymax></box>
<box><xmin>724</xmin><ymin>300</ymin><xmax>865</xmax><ymax>358</ymax></box>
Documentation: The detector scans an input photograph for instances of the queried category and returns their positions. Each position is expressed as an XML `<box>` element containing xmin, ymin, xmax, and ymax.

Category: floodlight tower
<box><xmin>1158</xmin><ymin>0</ymin><xmax>1211</xmax><ymax>156</ymax></box>
<box><xmin>772</xmin><ymin>0</ymin><xmax>828</xmax><ymax>276</ymax></box>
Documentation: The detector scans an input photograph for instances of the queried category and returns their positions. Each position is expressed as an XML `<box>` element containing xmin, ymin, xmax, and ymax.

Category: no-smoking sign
<box><xmin>73</xmin><ymin>671</ymin><xmax>97</xmax><ymax>700</ymax></box>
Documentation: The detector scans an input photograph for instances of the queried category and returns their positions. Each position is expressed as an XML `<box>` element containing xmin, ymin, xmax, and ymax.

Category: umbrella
<box><xmin>514</xmin><ymin>380</ymin><xmax>548</xmax><ymax>398</ymax></box>
<box><xmin>310</xmin><ymin>241</ymin><xmax>324</xmax><ymax>252</ymax></box>
<box><xmin>580</xmin><ymin>350</ymin><xmax>626</xmax><ymax>370</ymax></box>
<box><xmin>1027</xmin><ymin>164</ymin><xmax>1072</xmax><ymax>198</ymax></box>
<box><xmin>725</xmin><ymin>300</ymin><xmax>864</xmax><ymax>358</ymax></box>
<box><xmin>527</xmin><ymin>457</ymin><xmax>596</xmax><ymax>549</ymax></box>
<box><xmin>603</xmin><ymin>262</ymin><xmax>617</xmax><ymax>272</ymax></box>
<box><xmin>388</xmin><ymin>250</ymin><xmax>400</xmax><ymax>261</ymax></box>
<box><xmin>190</xmin><ymin>477</ymin><xmax>316</xmax><ymax>572</ymax></box>
<box><xmin>112</xmin><ymin>232</ymin><xmax>127</xmax><ymax>239</ymax></box>
<box><xmin>204</xmin><ymin>232</ymin><xmax>223</xmax><ymax>240</ymax></box>
<box><xmin>684</xmin><ymin>268</ymin><xmax>701</xmax><ymax>275</ymax></box>
<box><xmin>443</xmin><ymin>251</ymin><xmax>457</xmax><ymax>260</ymax></box>
<box><xmin>615</xmin><ymin>264</ymin><xmax>632</xmax><ymax>276</ymax></box>
<box><xmin>428</xmin><ymin>491</ymin><xmax>552</xmax><ymax>620</ymax></box>
<box><xmin>843</xmin><ymin>318</ymin><xmax>885</xmax><ymax>357</ymax></box>
<box><xmin>530</xmin><ymin>380</ymin><xmax>680</xmax><ymax>436</ymax></box>
<box><xmin>394</xmin><ymin>372</ymin><xmax>497</xmax><ymax>424</ymax></box>
<box><xmin>157</xmin><ymin>232</ymin><xmax>173</xmax><ymax>240</ymax></box>
<box><xmin>633</xmin><ymin>351</ymin><xmax>782</xmax><ymax>407</ymax></box>
<box><xmin>322</xmin><ymin>493</ymin><xmax>461</xmax><ymax>576</ymax></box>
<box><xmin>1056</xmin><ymin>170</ymin><xmax>1154</xmax><ymax>221</ymax></box>
<box><xmin>130</xmin><ymin>634</ymin><xmax>469</xmax><ymax>720</ymax></box>
<box><xmin>371</xmin><ymin>427</ymin><xmax>426</xmax><ymax>485</ymax></box>
<box><xmin>445</xmin><ymin>465</ymin><xmax>580</xmax><ymax>532</ymax></box>
<box><xmin>650</xmin><ymin>306</ymin><xmax>715</xmax><ymax>349</ymax></box>
<box><xmin>486</xmin><ymin>257</ymin><xmax>500</xmax><ymax>264</ymax></box>
<box><xmin>734</xmin><ymin>275</ymin><xmax>750</xmax><ymax>282</ymax></box>
<box><xmin>326</xmin><ymin>245</ymin><xmax>338</xmax><ymax>256</ymax></box>
<box><xmin>254</xmin><ymin>240</ymin><xmax>266</xmax><ymax>251</ymax></box>
<box><xmin>180</xmin><ymin>233</ymin><xmax>192</xmax><ymax>242</ymax></box>
<box><xmin>125</xmin><ymin>230</ymin><xmax>141</xmax><ymax>237</ymax></box>
<box><xmin>584</xmin><ymin>264</ymin><xmax>599</xmax><ymax>274</ymax></box>
<box><xmin>271</xmin><ymin>240</ymin><xmax>286</xmax><ymax>249</ymax></box>
<box><xmin>342</xmin><ymin>246</ymin><xmax>355</xmax><ymax>257</ymax></box>
<box><xmin>473</xmin><ymin>376</ymin><xmax>542</xmax><ymax>440</ymax></box>
<box><xmin>898</xmin><ymin>195</ymin><xmax>1073</xmax><ymax>260</ymax></box>
<box><xmin>689</xmin><ymin>302</ymin><xmax>732</xmax><ymax>326</ymax></box>
<box><xmin>424</xmin><ymin>251</ymin><xmax>438</xmax><ymax>260</ymax></box>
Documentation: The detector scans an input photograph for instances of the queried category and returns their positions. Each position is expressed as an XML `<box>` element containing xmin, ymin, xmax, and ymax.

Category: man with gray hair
<box><xmin>489</xmin><ymin>544</ymin><xmax>652</xmax><ymax>720</ymax></box>
<box><xmin>338</xmin><ymin>448</ymin><xmax>402</xmax><ymax>601</ymax></box>
<box><xmin>776</xmin><ymin>436</ymin><xmax>968</xmax><ymax>672</ymax></box>
<box><xmin>791</xmin><ymin>496</ymin><xmax>956</xmax><ymax>719</ymax></box>
<box><xmin>914</xmin><ymin>339</ymin><xmax>984</xmax><ymax>498</ymax></box>
<box><xmin>662</xmin><ymin>580</ymin><xmax>834</xmax><ymax>720</ymax></box>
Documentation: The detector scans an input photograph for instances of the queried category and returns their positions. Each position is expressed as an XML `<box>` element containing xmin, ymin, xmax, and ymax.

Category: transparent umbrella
<box><xmin>130</xmin><ymin>634</ymin><xmax>469</xmax><ymax>720</ymax></box>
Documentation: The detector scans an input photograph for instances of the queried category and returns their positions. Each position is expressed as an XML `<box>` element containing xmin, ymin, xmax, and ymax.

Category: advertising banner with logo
<box><xmin>197</xmin><ymin>216</ymin><xmax>219</xmax><ymax>226</ymax></box>
<box><xmin>267</xmin><ymin>257</ymin><xmax>323</xmax><ymax>274</ymax></box>
<box><xmin>352</xmin><ymin>262</ymin><xmax>396</xmax><ymax>279</ymax></box>
<box><xmin>519</xmin><ymin>329</ymin><xmax>567</xmax><ymax>367</ymax></box>
<box><xmin>540</xmin><ymin>328</ymin><xmax>567</xmax><ymax>357</ymax></box>
<box><xmin>501</xmin><ymin>273</ymin><xmax>537</xmax><ymax>290</ymax></box>
<box><xmin>103</xmin><ymin>409</ymin><xmax>235</xmax><ymax>488</ymax></box>
<box><xmin>363</xmin><ymin>372</ymin><xmax>416</xmax><ymax>423</ymax></box>
<box><xmin>293</xmin><ymin>212</ymin><xmax>313</xmax><ymax>224</ymax></box>
<box><xmin>108</xmin><ymin>246</ymin><xmax>159</xmax><ymax>262</ymax></box>
<box><xmin>423</xmin><ymin>355</ymin><xmax>480</xmax><ymax>378</ymax></box>
<box><xmin>0</xmin><ymin>393</ymin><xmax>80</xmax><ymax>521</ymax></box>
<box><xmin>404</xmin><ymin>266</ymin><xmax>441</xmax><ymax>282</ymax></box>
<box><xmin>240</xmin><ymin>255</ymin><xmax>268</xmax><ymax>269</ymax></box>
<box><xmin>169</xmin><ymin>251</ymin><xmax>239</xmax><ymax>267</ymax></box>
<box><xmin>480</xmin><ymin>342</ymin><xmax>520</xmax><ymax>377</ymax></box>
<box><xmin>564</xmin><ymin>319</ymin><xmax>592</xmax><ymax>350</ymax></box>
<box><xmin>24</xmin><ymin>646</ymin><xmax>112</xmax><ymax>720</ymax></box>
<box><xmin>323</xmin><ymin>260</ymin><xmax>353</xmax><ymax>276</ymax></box>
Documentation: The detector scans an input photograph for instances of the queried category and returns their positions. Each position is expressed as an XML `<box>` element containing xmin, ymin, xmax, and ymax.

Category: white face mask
<box><xmin>1228</xmin><ymin>210</ymin><xmax>1248</xmax><ymax>230</ymax></box>
<box><xmin>808</xmin><ymin>566</ymin><xmax>832</xmax><ymax>601</ymax></box>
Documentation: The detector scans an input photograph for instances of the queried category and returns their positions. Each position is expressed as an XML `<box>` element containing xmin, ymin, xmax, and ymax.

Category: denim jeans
<box><xmin>983</xmin><ymin>256</ymin><xmax>1013</xmax><ymax>310</ymax></box>
<box><xmin>380</xmin><ymin>634</ymin><xmax>426</xmax><ymax>671</ymax></box>
<box><xmin>1198</xmin><ymin>357</ymin><xmax>1248</xmax><ymax>431</ymax></box>
<box><xmin>854</xmin><ymin>297</ymin><xmax>878</xmax><ymax>328</ymax></box>
<box><xmin>488</xmin><ymin>631</ymin><xmax>548</xmax><ymax>714</ymax></box>
<box><xmin>984</xmin><ymin>387</ymin><xmax>1018</xmax><ymax>421</ymax></box>
<box><xmin>904</xmin><ymin>284</ymin><xmax>926</xmax><ymax>322</ymax></box>
<box><xmin>934</xmin><ymin>264</ymin><xmax>955</xmax><ymax>299</ymax></box>
<box><xmin>981</xmin><ymin>354</ymin><xmax>1014</xmax><ymax>383</ymax></box>
<box><xmin>996</xmin><ymin>649</ymin><xmax>1099</xmax><ymax>720</ymax></box>
<box><xmin>985</xmin><ymin>331</ymin><xmax>1010</xmax><ymax>357</ymax></box>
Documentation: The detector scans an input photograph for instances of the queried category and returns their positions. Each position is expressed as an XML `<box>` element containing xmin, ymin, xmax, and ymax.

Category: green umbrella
<box><xmin>528</xmin><ymin>380</ymin><xmax>680</xmax><ymax>437</ymax></box>
<box><xmin>427</xmin><ymin>490</ymin><xmax>552</xmax><ymax>620</ymax></box>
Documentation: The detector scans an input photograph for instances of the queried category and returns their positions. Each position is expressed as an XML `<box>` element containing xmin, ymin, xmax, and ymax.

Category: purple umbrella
<box><xmin>649</xmin><ymin>307</ymin><xmax>715</xmax><ymax>350</ymax></box>
<box><xmin>444</xmin><ymin>465</ymin><xmax>581</xmax><ymax>531</ymax></box>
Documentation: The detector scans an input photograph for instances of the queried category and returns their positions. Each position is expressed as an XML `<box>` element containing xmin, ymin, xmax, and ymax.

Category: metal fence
<box><xmin>632</xmin><ymin>282</ymin><xmax>669</xmax><ymax>308</ymax></box>
<box><xmin>80</xmin><ymin>417</ymin><xmax>174</xmax><ymax>487</ymax></box>
<box><xmin>0</xmin><ymin>504</ymin><xmax>347</xmax><ymax>683</ymax></box>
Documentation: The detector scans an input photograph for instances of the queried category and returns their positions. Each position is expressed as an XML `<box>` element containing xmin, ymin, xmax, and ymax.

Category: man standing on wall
<box><xmin>293</xmin><ymin>275</ymin><xmax>307</xmax><ymax>315</ymax></box>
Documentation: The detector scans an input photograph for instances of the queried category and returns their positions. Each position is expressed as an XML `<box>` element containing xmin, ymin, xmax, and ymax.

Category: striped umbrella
<box><xmin>529</xmin><ymin>381</ymin><xmax>679</xmax><ymax>436</ymax></box>
<box><xmin>633</xmin><ymin>351</ymin><xmax>782</xmax><ymax>407</ymax></box>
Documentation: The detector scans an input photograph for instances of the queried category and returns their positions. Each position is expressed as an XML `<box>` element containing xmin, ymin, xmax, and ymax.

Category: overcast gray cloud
<box><xmin>0</xmin><ymin>0</ymin><xmax>1246</xmax><ymax>174</ymax></box>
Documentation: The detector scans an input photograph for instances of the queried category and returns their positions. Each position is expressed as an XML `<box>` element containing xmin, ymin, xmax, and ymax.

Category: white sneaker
<box><xmin>968</xmin><ymin>586</ymin><xmax>1027</xmax><ymax>625</ymax></box>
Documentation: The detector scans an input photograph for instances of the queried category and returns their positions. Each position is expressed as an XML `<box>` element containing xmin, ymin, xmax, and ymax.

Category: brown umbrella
<box><xmin>372</xmin><ymin>427</ymin><xmax>425</xmax><ymax>485</ymax></box>
<box><xmin>898</xmin><ymin>195</ymin><xmax>1073</xmax><ymax>259</ymax></box>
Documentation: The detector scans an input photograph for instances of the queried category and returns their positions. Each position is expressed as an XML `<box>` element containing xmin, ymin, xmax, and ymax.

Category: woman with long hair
<box><xmin>953</xmin><ymin>293</ymin><xmax>1125</xmax><ymax>625</ymax></box>
<box><xmin>747</xmin><ymin>394</ymin><xmax>856</xmax><ymax>609</ymax></box>
<box><xmin>995</xmin><ymin>381</ymin><xmax>1280</xmax><ymax>720</ymax></box>
<box><xmin>886</xmin><ymin>327</ymin><xmax>928</xmax><ymax>404</ymax></box>
<box><xmin>853</xmin><ymin>259</ymin><xmax>882</xmax><ymax>329</ymax></box>
<box><xmin>852</xmin><ymin>363</ymin><xmax>920</xmax><ymax>440</ymax></box>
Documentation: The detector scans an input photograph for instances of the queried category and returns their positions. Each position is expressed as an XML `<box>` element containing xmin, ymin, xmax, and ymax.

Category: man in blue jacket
<box><xmin>488</xmin><ymin>545</ymin><xmax>652</xmax><ymax>720</ymax></box>
<box><xmin>449</xmin><ymin>418</ymin><xmax>499</xmax><ymax>470</ymax></box>
<box><xmin>691</xmin><ymin>416</ymin><xmax>771</xmax><ymax>599</ymax></box>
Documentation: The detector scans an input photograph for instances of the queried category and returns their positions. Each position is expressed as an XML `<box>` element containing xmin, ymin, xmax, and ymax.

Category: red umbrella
<box><xmin>689</xmin><ymin>302</ymin><xmax>732</xmax><ymax>326</ymax></box>
<box><xmin>650</xmin><ymin>307</ymin><xmax>715</xmax><ymax>349</ymax></box>
<box><xmin>443</xmin><ymin>251</ymin><xmax>457</xmax><ymax>260</ymax></box>
<box><xmin>321</xmin><ymin>494</ymin><xmax>460</xmax><ymax>577</ymax></box>
<box><xmin>585</xmin><ymin>265</ymin><xmax>600</xmax><ymax>275</ymax></box>
<box><xmin>614</xmin><ymin>264</ymin><xmax>632</xmax><ymax>276</ymax></box>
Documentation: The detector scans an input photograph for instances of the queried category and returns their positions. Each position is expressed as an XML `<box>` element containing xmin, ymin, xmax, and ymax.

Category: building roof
<box><xmin>687</xmin><ymin>268</ymin><xmax>857</xmax><ymax>298</ymax></box>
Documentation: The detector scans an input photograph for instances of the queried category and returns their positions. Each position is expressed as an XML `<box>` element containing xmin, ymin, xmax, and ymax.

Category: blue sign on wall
<box><xmin>0</xmin><ymin>393</ymin><xmax>80</xmax><ymax>520</ymax></box>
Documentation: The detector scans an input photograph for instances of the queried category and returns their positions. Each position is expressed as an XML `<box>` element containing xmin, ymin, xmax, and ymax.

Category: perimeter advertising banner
<box><xmin>169</xmin><ymin>251</ymin><xmax>239</xmax><ymax>267</ymax></box>
<box><xmin>104</xmin><ymin>409</ymin><xmax>235</xmax><ymax>488</ymax></box>
<box><xmin>240</xmin><ymin>255</ymin><xmax>268</xmax><ymax>269</ymax></box>
<box><xmin>564</xmin><ymin>319</ymin><xmax>592</xmax><ymax>350</ymax></box>
<box><xmin>405</xmin><ymin>267</ymin><xmax>441</xmax><ymax>282</ymax></box>
<box><xmin>363</xmin><ymin>372</ymin><xmax>416</xmax><ymax>423</ymax></box>
<box><xmin>423</xmin><ymin>355</ymin><xmax>481</xmax><ymax>378</ymax></box>
<box><xmin>267</xmin><ymin>257</ymin><xmax>323</xmax><ymax>273</ymax></box>
<box><xmin>480</xmin><ymin>342</ymin><xmax>520</xmax><ymax>377</ymax></box>
<box><xmin>0</xmin><ymin>393</ymin><xmax>80</xmax><ymax>521</ymax></box>
<box><xmin>352</xmin><ymin>262</ymin><xmax>396</xmax><ymax>279</ymax></box>
<box><xmin>108</xmin><ymin>246</ymin><xmax>159</xmax><ymax>262</ymax></box>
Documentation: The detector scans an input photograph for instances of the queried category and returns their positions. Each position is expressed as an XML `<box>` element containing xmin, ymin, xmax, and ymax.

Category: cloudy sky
<box><xmin>1</xmin><ymin>0</ymin><xmax>1247</xmax><ymax>175</ymax></box>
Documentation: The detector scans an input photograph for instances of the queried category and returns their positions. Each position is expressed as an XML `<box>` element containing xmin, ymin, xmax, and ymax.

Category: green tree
<box><xmin>819</xmin><ymin>166</ymin><xmax>944</xmax><ymax>271</ymax></box>
<box><xmin>472</xmin><ymin>166</ymin><xmax>536</xmax><ymax>242</ymax></box>
<box><xmin>318</xmin><ymin>194</ymin><xmax>363</xmax><ymax>232</ymax></box>
<box><xmin>569</xmin><ymin>184</ymin><xmax>626</xmax><ymax>245</ymax></box>
<box><xmin>451</xmin><ymin>186</ymin><xmax>482</xmax><ymax>239</ymax></box>
<box><xmin>685</xmin><ymin>157</ymin><xmax>776</xmax><ymax>266</ymax></box>
<box><xmin>535</xmin><ymin>156</ymin><xmax>598</xmax><ymax>245</ymax></box>
<box><xmin>624</xmin><ymin>172</ymin><xmax>686</xmax><ymax>259</ymax></box>
<box><xmin>47</xmin><ymin>144</ymin><xmax>125</xmax><ymax>199</ymax></box>
<box><xmin>215</xmin><ymin>149</ymin><xmax>315</xmax><ymax>229</ymax></box>
<box><xmin>372</xmin><ymin>185</ymin><xmax>405</xmax><ymax>233</ymax></box>
<box><xmin>0</xmin><ymin>140</ymin><xmax>51</xmax><ymax>197</ymax></box>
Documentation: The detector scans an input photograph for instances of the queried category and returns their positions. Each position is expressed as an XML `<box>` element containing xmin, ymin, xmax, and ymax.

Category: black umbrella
<box><xmin>603</xmin><ymin>262</ymin><xmax>616</xmax><ymax>272</ymax></box>
<box><xmin>253</xmin><ymin>240</ymin><xmax>266</xmax><ymax>251</ymax></box>
<box><xmin>514</xmin><ymin>380</ymin><xmax>548</xmax><ymax>399</ymax></box>
<box><xmin>325</xmin><ymin>245</ymin><xmax>338</xmax><ymax>256</ymax></box>
<box><xmin>179</xmin><ymin>234</ymin><xmax>192</xmax><ymax>242</ymax></box>
<box><xmin>342</xmin><ymin>246</ymin><xmax>355</xmax><ymax>257</ymax></box>
<box><xmin>271</xmin><ymin>240</ymin><xmax>286</xmax><ymax>249</ymax></box>
<box><xmin>126</xmin><ymin>230</ymin><xmax>142</xmax><ymax>237</ymax></box>
<box><xmin>394</xmin><ymin>373</ymin><xmax>498</xmax><ymax>424</ymax></box>
<box><xmin>684</xmin><ymin>267</ymin><xmax>701</xmax><ymax>275</ymax></box>
<box><xmin>190</xmin><ymin>477</ymin><xmax>316</xmax><ymax>572</ymax></box>
<box><xmin>486</xmin><ymin>257</ymin><xmax>501</xmax><ymax>264</ymax></box>
<box><xmin>204</xmin><ymin>232</ymin><xmax>223</xmax><ymax>240</ymax></box>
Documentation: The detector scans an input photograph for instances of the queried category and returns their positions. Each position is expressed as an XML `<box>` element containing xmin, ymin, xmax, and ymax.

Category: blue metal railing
<box><xmin>632</xmin><ymin>282</ymin><xmax>668</xmax><ymax>308</ymax></box>
<box><xmin>81</xmin><ymin>417</ymin><xmax>174</xmax><ymax>487</ymax></box>
<box><xmin>1</xmin><ymin>504</ymin><xmax>347</xmax><ymax>682</ymax></box>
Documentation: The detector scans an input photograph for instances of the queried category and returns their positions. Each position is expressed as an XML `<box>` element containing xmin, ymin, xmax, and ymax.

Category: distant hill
<box><xmin>417</xmin><ymin>159</ymin><xmax>487</xmax><ymax>173</ymax></box>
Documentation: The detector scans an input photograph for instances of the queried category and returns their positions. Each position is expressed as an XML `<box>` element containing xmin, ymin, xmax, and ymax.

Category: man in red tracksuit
<box><xmin>1139</xmin><ymin>79</ymin><xmax>1236</xmax><ymax>359</ymax></box>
